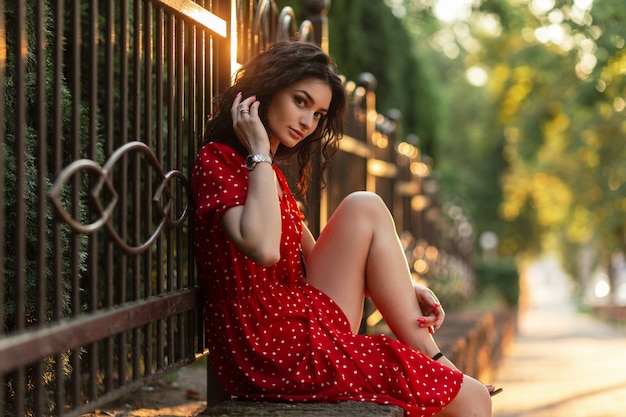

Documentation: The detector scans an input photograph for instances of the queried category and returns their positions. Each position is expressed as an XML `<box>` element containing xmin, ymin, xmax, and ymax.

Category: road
<box><xmin>491</xmin><ymin>258</ymin><xmax>626</xmax><ymax>417</ymax></box>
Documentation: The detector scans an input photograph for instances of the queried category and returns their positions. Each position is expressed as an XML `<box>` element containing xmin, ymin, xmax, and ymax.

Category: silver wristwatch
<box><xmin>245</xmin><ymin>154</ymin><xmax>272</xmax><ymax>171</ymax></box>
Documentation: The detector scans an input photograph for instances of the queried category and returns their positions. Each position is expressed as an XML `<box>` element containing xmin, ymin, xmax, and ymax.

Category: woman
<box><xmin>192</xmin><ymin>41</ymin><xmax>493</xmax><ymax>417</ymax></box>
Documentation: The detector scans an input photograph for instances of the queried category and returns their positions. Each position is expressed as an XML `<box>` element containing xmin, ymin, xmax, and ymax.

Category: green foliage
<box><xmin>325</xmin><ymin>0</ymin><xmax>444</xmax><ymax>154</ymax></box>
<box><xmin>4</xmin><ymin>0</ymin><xmax>68</xmax><ymax>329</ymax></box>
<box><xmin>475</xmin><ymin>259</ymin><xmax>520</xmax><ymax>307</ymax></box>
<box><xmin>393</xmin><ymin>0</ymin><xmax>626</xmax><ymax>292</ymax></box>
<box><xmin>488</xmin><ymin>0</ymin><xmax>626</xmax><ymax>281</ymax></box>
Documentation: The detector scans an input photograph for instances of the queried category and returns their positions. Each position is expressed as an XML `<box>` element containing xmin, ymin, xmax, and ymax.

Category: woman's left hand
<box><xmin>414</xmin><ymin>284</ymin><xmax>444</xmax><ymax>333</ymax></box>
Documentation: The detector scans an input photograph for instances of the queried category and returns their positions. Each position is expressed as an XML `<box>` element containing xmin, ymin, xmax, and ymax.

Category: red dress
<box><xmin>192</xmin><ymin>142</ymin><xmax>463</xmax><ymax>416</ymax></box>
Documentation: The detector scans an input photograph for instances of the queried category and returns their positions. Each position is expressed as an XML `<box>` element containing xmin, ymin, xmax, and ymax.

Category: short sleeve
<box><xmin>192</xmin><ymin>142</ymin><xmax>249</xmax><ymax>224</ymax></box>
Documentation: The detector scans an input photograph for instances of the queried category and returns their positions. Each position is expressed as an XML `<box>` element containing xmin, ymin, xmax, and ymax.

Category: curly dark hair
<box><xmin>204</xmin><ymin>41</ymin><xmax>346</xmax><ymax>198</ymax></box>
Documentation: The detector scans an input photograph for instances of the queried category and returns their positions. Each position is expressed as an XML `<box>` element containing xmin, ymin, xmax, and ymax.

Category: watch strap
<box><xmin>245</xmin><ymin>154</ymin><xmax>272</xmax><ymax>171</ymax></box>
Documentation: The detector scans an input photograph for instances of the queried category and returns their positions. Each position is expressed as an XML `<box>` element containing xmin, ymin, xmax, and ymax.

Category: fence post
<box><xmin>306</xmin><ymin>0</ymin><xmax>330</xmax><ymax>51</ymax></box>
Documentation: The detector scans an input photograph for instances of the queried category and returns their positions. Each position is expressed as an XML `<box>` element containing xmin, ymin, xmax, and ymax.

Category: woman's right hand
<box><xmin>231</xmin><ymin>92</ymin><xmax>270</xmax><ymax>155</ymax></box>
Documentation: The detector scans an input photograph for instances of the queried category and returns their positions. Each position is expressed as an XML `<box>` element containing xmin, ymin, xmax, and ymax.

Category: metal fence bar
<box><xmin>0</xmin><ymin>2</ymin><xmax>6</xmax><ymax>415</ymax></box>
<box><xmin>51</xmin><ymin>2</ymin><xmax>65</xmax><ymax>412</ymax></box>
<box><xmin>118</xmin><ymin>0</ymin><xmax>131</xmax><ymax>393</ymax></box>
<box><xmin>14</xmin><ymin>2</ymin><xmax>27</xmax><ymax>415</ymax></box>
<box><xmin>143</xmin><ymin>1</ymin><xmax>155</xmax><ymax>381</ymax></box>
<box><xmin>34</xmin><ymin>2</ymin><xmax>47</xmax><ymax>414</ymax></box>
<box><xmin>69</xmin><ymin>0</ymin><xmax>82</xmax><ymax>407</ymax></box>
<box><xmin>103</xmin><ymin>0</ymin><xmax>116</xmax><ymax>397</ymax></box>
<box><xmin>0</xmin><ymin>289</ymin><xmax>200</xmax><ymax>374</ymax></box>
<box><xmin>131</xmin><ymin>0</ymin><xmax>142</xmax><ymax>384</ymax></box>
<box><xmin>155</xmin><ymin>5</ymin><xmax>167</xmax><ymax>374</ymax></box>
<box><xmin>86</xmin><ymin>0</ymin><xmax>101</xmax><ymax>403</ymax></box>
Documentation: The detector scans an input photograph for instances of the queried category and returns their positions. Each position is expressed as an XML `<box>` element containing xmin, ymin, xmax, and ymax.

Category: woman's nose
<box><xmin>300</xmin><ymin>112</ymin><xmax>313</xmax><ymax>129</ymax></box>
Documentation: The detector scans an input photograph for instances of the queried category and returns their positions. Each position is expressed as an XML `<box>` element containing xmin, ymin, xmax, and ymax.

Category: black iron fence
<box><xmin>0</xmin><ymin>0</ymin><xmax>474</xmax><ymax>415</ymax></box>
<box><xmin>1</xmin><ymin>1</ymin><xmax>227</xmax><ymax>415</ymax></box>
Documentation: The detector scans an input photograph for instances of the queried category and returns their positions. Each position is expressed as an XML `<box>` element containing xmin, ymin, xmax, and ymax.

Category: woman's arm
<box><xmin>219</xmin><ymin>93</ymin><xmax>282</xmax><ymax>266</ymax></box>
<box><xmin>220</xmin><ymin>166</ymin><xmax>282</xmax><ymax>266</ymax></box>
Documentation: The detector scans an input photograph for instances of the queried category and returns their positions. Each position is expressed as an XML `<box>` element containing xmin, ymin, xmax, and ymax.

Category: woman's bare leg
<box><xmin>435</xmin><ymin>375</ymin><xmax>492</xmax><ymax>417</ymax></box>
<box><xmin>307</xmin><ymin>191</ymin><xmax>439</xmax><ymax>354</ymax></box>
<box><xmin>306</xmin><ymin>192</ymin><xmax>492</xmax><ymax>417</ymax></box>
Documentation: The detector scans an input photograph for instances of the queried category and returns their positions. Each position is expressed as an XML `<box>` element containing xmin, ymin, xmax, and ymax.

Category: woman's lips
<box><xmin>289</xmin><ymin>127</ymin><xmax>304</xmax><ymax>140</ymax></box>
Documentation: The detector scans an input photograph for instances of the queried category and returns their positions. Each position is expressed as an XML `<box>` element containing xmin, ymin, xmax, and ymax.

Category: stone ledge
<box><xmin>592</xmin><ymin>305</ymin><xmax>626</xmax><ymax>323</ymax></box>
<box><xmin>203</xmin><ymin>400</ymin><xmax>403</xmax><ymax>417</ymax></box>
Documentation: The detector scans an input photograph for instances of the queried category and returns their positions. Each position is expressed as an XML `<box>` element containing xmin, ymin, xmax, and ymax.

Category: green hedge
<box><xmin>475</xmin><ymin>259</ymin><xmax>520</xmax><ymax>307</ymax></box>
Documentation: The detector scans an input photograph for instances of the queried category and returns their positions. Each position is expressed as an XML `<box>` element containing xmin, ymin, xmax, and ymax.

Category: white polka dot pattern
<box><xmin>191</xmin><ymin>142</ymin><xmax>463</xmax><ymax>417</ymax></box>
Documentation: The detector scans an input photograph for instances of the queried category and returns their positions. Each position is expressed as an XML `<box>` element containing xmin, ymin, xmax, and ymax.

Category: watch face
<box><xmin>245</xmin><ymin>154</ymin><xmax>271</xmax><ymax>170</ymax></box>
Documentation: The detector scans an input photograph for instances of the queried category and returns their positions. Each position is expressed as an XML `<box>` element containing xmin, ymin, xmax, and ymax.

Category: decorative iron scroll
<box><xmin>48</xmin><ymin>141</ymin><xmax>189</xmax><ymax>255</ymax></box>
<box><xmin>275</xmin><ymin>7</ymin><xmax>314</xmax><ymax>42</ymax></box>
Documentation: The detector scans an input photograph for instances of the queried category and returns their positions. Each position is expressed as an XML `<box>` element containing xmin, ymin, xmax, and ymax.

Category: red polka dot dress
<box><xmin>192</xmin><ymin>142</ymin><xmax>463</xmax><ymax>416</ymax></box>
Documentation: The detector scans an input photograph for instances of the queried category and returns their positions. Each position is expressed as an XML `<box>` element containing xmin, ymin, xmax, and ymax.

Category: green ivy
<box><xmin>475</xmin><ymin>259</ymin><xmax>520</xmax><ymax>308</ymax></box>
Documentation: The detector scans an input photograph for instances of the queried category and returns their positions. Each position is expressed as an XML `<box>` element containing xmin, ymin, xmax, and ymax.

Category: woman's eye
<box><xmin>295</xmin><ymin>96</ymin><xmax>306</xmax><ymax>106</ymax></box>
<box><xmin>313</xmin><ymin>112</ymin><xmax>324</xmax><ymax>121</ymax></box>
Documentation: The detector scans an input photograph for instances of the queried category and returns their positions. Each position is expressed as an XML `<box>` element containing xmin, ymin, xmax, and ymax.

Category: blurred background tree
<box><xmin>400</xmin><ymin>0</ymin><xmax>626</xmax><ymax>302</ymax></box>
<box><xmin>282</xmin><ymin>0</ymin><xmax>626</xmax><ymax>305</ymax></box>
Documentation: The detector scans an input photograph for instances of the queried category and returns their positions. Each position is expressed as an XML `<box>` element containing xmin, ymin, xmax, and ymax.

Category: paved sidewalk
<box><xmin>491</xmin><ymin>259</ymin><xmax>626</xmax><ymax>417</ymax></box>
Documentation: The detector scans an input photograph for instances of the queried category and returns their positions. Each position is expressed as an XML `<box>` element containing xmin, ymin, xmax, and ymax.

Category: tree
<box><xmin>401</xmin><ymin>0</ymin><xmax>626</xmax><ymax>297</ymax></box>
<box><xmin>282</xmin><ymin>0</ymin><xmax>446</xmax><ymax>154</ymax></box>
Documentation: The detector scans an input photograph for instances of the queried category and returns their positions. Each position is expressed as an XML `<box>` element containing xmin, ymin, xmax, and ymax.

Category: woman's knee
<box><xmin>338</xmin><ymin>191</ymin><xmax>389</xmax><ymax>219</ymax></box>
<box><xmin>437</xmin><ymin>375</ymin><xmax>492</xmax><ymax>417</ymax></box>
